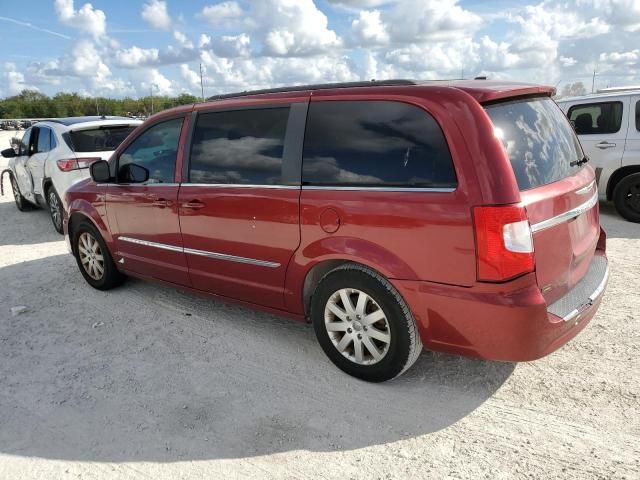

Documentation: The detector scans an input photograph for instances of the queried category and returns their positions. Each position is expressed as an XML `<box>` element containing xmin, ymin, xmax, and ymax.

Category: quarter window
<box><xmin>117</xmin><ymin>118</ymin><xmax>183</xmax><ymax>184</ymax></box>
<box><xmin>568</xmin><ymin>101</ymin><xmax>623</xmax><ymax>135</ymax></box>
<box><xmin>302</xmin><ymin>101</ymin><xmax>456</xmax><ymax>188</ymax></box>
<box><xmin>636</xmin><ymin>100</ymin><xmax>639</xmax><ymax>132</ymax></box>
<box><xmin>189</xmin><ymin>107</ymin><xmax>290</xmax><ymax>185</ymax></box>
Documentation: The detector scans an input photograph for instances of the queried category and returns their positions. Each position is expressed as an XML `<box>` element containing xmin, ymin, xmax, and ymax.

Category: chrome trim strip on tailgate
<box><xmin>118</xmin><ymin>236</ymin><xmax>280</xmax><ymax>268</ymax></box>
<box><xmin>561</xmin><ymin>263</ymin><xmax>609</xmax><ymax>321</ymax></box>
<box><xmin>530</xmin><ymin>190</ymin><xmax>598</xmax><ymax>233</ymax></box>
<box><xmin>546</xmin><ymin>255</ymin><xmax>609</xmax><ymax>322</ymax></box>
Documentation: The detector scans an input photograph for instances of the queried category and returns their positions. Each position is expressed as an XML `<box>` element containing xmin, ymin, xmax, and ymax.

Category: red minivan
<box><xmin>63</xmin><ymin>80</ymin><xmax>609</xmax><ymax>382</ymax></box>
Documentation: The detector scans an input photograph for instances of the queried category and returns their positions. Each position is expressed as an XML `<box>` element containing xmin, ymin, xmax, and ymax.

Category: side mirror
<box><xmin>90</xmin><ymin>160</ymin><xmax>112</xmax><ymax>183</ymax></box>
<box><xmin>118</xmin><ymin>163</ymin><xmax>149</xmax><ymax>183</ymax></box>
<box><xmin>1</xmin><ymin>148</ymin><xmax>16</xmax><ymax>158</ymax></box>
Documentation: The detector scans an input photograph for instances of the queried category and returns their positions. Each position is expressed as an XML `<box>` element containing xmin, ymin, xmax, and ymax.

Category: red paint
<box><xmin>64</xmin><ymin>80</ymin><xmax>607</xmax><ymax>363</ymax></box>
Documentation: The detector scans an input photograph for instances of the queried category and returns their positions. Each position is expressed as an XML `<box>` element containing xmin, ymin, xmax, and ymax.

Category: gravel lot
<box><xmin>0</xmin><ymin>130</ymin><xmax>638</xmax><ymax>479</ymax></box>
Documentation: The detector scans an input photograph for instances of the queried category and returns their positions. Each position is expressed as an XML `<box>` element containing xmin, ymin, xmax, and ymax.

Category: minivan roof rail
<box><xmin>206</xmin><ymin>79</ymin><xmax>419</xmax><ymax>101</ymax></box>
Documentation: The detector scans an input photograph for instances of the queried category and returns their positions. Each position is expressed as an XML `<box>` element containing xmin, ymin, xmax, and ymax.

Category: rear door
<box><xmin>107</xmin><ymin>116</ymin><xmax>190</xmax><ymax>286</ymax></box>
<box><xmin>566</xmin><ymin>98</ymin><xmax>628</xmax><ymax>177</ymax></box>
<box><xmin>486</xmin><ymin>97</ymin><xmax>600</xmax><ymax>304</ymax></box>
<box><xmin>178</xmin><ymin>102</ymin><xmax>305</xmax><ymax>309</ymax></box>
<box><xmin>622</xmin><ymin>96</ymin><xmax>640</xmax><ymax>168</ymax></box>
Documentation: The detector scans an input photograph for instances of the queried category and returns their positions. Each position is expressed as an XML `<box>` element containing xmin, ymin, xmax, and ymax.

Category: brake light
<box><xmin>473</xmin><ymin>205</ymin><xmax>535</xmax><ymax>282</ymax></box>
<box><xmin>56</xmin><ymin>157</ymin><xmax>100</xmax><ymax>172</ymax></box>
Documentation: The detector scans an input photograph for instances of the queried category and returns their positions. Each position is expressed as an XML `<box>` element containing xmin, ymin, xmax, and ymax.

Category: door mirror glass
<box><xmin>1</xmin><ymin>148</ymin><xmax>16</xmax><ymax>158</ymax></box>
<box><xmin>90</xmin><ymin>160</ymin><xmax>112</xmax><ymax>183</ymax></box>
<box><xmin>118</xmin><ymin>163</ymin><xmax>150</xmax><ymax>183</ymax></box>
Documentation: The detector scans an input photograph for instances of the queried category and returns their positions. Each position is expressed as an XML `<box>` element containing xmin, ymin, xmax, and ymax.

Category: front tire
<box><xmin>10</xmin><ymin>175</ymin><xmax>32</xmax><ymax>212</ymax></box>
<box><xmin>613</xmin><ymin>173</ymin><xmax>640</xmax><ymax>223</ymax></box>
<box><xmin>311</xmin><ymin>263</ymin><xmax>422</xmax><ymax>382</ymax></box>
<box><xmin>47</xmin><ymin>186</ymin><xmax>64</xmax><ymax>234</ymax></box>
<box><xmin>72</xmin><ymin>221</ymin><xmax>125</xmax><ymax>290</ymax></box>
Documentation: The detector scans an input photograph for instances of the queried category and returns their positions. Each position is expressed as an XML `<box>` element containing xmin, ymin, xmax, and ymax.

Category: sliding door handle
<box><xmin>182</xmin><ymin>200</ymin><xmax>206</xmax><ymax>210</ymax></box>
<box><xmin>596</xmin><ymin>141</ymin><xmax>616</xmax><ymax>149</ymax></box>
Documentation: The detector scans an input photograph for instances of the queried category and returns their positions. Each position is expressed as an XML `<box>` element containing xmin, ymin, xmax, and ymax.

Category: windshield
<box><xmin>485</xmin><ymin>97</ymin><xmax>584</xmax><ymax>191</ymax></box>
<box><xmin>69</xmin><ymin>126</ymin><xmax>136</xmax><ymax>152</ymax></box>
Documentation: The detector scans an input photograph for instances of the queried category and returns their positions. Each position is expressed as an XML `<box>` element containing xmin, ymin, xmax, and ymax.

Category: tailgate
<box><xmin>522</xmin><ymin>167</ymin><xmax>600</xmax><ymax>304</ymax></box>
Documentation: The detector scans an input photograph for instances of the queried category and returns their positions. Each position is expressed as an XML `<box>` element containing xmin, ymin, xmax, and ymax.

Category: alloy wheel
<box><xmin>49</xmin><ymin>190</ymin><xmax>62</xmax><ymax>230</ymax></box>
<box><xmin>78</xmin><ymin>232</ymin><xmax>105</xmax><ymax>281</ymax></box>
<box><xmin>324</xmin><ymin>288</ymin><xmax>391</xmax><ymax>365</ymax></box>
<box><xmin>11</xmin><ymin>177</ymin><xmax>20</xmax><ymax>207</ymax></box>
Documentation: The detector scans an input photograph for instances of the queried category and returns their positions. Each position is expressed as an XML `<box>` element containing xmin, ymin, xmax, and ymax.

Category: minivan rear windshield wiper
<box><xmin>570</xmin><ymin>156</ymin><xmax>589</xmax><ymax>167</ymax></box>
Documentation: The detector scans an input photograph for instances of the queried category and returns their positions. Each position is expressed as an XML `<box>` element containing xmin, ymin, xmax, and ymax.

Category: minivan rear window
<box><xmin>485</xmin><ymin>97</ymin><xmax>584</xmax><ymax>191</ymax></box>
<box><xmin>69</xmin><ymin>126</ymin><xmax>137</xmax><ymax>152</ymax></box>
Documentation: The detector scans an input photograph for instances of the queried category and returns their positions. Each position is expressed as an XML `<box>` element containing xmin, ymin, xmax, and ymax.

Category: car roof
<box><xmin>42</xmin><ymin>116</ymin><xmax>137</xmax><ymax>126</ymax></box>
<box><xmin>202</xmin><ymin>79</ymin><xmax>555</xmax><ymax>105</ymax></box>
<box><xmin>556</xmin><ymin>90</ymin><xmax>640</xmax><ymax>103</ymax></box>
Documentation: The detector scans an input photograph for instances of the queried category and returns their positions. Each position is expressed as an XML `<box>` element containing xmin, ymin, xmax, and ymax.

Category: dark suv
<box><xmin>64</xmin><ymin>80</ymin><xmax>608</xmax><ymax>382</ymax></box>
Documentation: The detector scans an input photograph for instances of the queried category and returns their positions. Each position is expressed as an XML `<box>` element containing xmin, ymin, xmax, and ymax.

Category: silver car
<box><xmin>1</xmin><ymin>116</ymin><xmax>141</xmax><ymax>233</ymax></box>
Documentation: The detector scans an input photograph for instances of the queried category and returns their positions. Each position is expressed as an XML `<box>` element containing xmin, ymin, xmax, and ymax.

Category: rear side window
<box><xmin>486</xmin><ymin>97</ymin><xmax>584</xmax><ymax>191</ymax></box>
<box><xmin>37</xmin><ymin>127</ymin><xmax>51</xmax><ymax>153</ymax></box>
<box><xmin>189</xmin><ymin>107</ymin><xmax>290</xmax><ymax>185</ymax></box>
<box><xmin>567</xmin><ymin>101</ymin><xmax>623</xmax><ymax>134</ymax></box>
<box><xmin>636</xmin><ymin>101</ymin><xmax>640</xmax><ymax>131</ymax></box>
<box><xmin>70</xmin><ymin>126</ymin><xmax>137</xmax><ymax>152</ymax></box>
<box><xmin>302</xmin><ymin>100</ymin><xmax>456</xmax><ymax>188</ymax></box>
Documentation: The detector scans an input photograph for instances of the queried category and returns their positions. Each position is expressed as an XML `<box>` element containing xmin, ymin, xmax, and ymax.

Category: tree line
<box><xmin>0</xmin><ymin>90</ymin><xmax>201</xmax><ymax>119</ymax></box>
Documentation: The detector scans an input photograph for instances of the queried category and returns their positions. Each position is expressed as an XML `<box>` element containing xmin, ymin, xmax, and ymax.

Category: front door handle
<box><xmin>151</xmin><ymin>198</ymin><xmax>171</xmax><ymax>208</ymax></box>
<box><xmin>596</xmin><ymin>142</ymin><xmax>616</xmax><ymax>149</ymax></box>
<box><xmin>182</xmin><ymin>199</ymin><xmax>206</xmax><ymax>210</ymax></box>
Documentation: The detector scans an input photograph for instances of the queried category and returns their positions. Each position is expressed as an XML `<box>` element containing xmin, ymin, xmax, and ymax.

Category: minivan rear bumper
<box><xmin>392</xmin><ymin>252</ymin><xmax>608</xmax><ymax>362</ymax></box>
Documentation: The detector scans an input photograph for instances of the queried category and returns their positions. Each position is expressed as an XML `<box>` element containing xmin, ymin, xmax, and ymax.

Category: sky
<box><xmin>0</xmin><ymin>0</ymin><xmax>639</xmax><ymax>99</ymax></box>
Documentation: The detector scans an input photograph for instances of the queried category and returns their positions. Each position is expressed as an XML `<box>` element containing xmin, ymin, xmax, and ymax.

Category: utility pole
<box><xmin>592</xmin><ymin>66</ymin><xmax>597</xmax><ymax>93</ymax></box>
<box><xmin>200</xmin><ymin>63</ymin><xmax>205</xmax><ymax>102</ymax></box>
<box><xmin>95</xmin><ymin>97</ymin><xmax>99</xmax><ymax>116</ymax></box>
<box><xmin>150</xmin><ymin>85</ymin><xmax>154</xmax><ymax>115</ymax></box>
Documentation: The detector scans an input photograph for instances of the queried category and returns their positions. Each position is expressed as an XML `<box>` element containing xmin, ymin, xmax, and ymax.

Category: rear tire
<box><xmin>613</xmin><ymin>172</ymin><xmax>640</xmax><ymax>223</ymax></box>
<box><xmin>46</xmin><ymin>186</ymin><xmax>64</xmax><ymax>234</ymax></box>
<box><xmin>311</xmin><ymin>263</ymin><xmax>422</xmax><ymax>382</ymax></box>
<box><xmin>72</xmin><ymin>221</ymin><xmax>125</xmax><ymax>290</ymax></box>
<box><xmin>10</xmin><ymin>175</ymin><xmax>32</xmax><ymax>212</ymax></box>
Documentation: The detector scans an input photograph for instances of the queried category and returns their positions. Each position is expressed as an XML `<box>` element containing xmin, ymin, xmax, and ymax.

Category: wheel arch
<box><xmin>606</xmin><ymin>165</ymin><xmax>640</xmax><ymax>200</ymax></box>
<box><xmin>67</xmin><ymin>200</ymin><xmax>115</xmax><ymax>254</ymax></box>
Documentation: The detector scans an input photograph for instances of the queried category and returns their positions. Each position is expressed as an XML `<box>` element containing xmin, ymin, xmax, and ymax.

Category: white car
<box><xmin>557</xmin><ymin>89</ymin><xmax>640</xmax><ymax>222</ymax></box>
<box><xmin>1</xmin><ymin>116</ymin><xmax>141</xmax><ymax>233</ymax></box>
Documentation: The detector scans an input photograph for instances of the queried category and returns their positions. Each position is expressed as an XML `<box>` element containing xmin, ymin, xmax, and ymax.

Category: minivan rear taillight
<box><xmin>473</xmin><ymin>205</ymin><xmax>535</xmax><ymax>282</ymax></box>
<box><xmin>56</xmin><ymin>157</ymin><xmax>100</xmax><ymax>172</ymax></box>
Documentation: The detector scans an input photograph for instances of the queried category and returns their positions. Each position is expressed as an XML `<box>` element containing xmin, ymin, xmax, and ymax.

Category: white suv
<box><xmin>557</xmin><ymin>90</ymin><xmax>640</xmax><ymax>222</ymax></box>
<box><xmin>1</xmin><ymin>116</ymin><xmax>141</xmax><ymax>232</ymax></box>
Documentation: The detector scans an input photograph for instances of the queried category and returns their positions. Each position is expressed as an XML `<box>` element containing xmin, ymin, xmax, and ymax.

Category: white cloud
<box><xmin>54</xmin><ymin>0</ymin><xmax>107</xmax><ymax>40</ymax></box>
<box><xmin>173</xmin><ymin>31</ymin><xmax>194</xmax><ymax>49</ymax></box>
<box><xmin>352</xmin><ymin>10</ymin><xmax>389</xmax><ymax>44</ymax></box>
<box><xmin>141</xmin><ymin>0</ymin><xmax>172</xmax><ymax>30</ymax></box>
<box><xmin>114</xmin><ymin>46</ymin><xmax>160</xmax><ymax>68</ymax></box>
<box><xmin>198</xmin><ymin>34</ymin><xmax>212</xmax><ymax>48</ymax></box>
<box><xmin>200</xmin><ymin>1</ymin><xmax>243</xmax><ymax>25</ymax></box>
<box><xmin>212</xmin><ymin>34</ymin><xmax>251</xmax><ymax>58</ymax></box>
<box><xmin>3</xmin><ymin>63</ymin><xmax>38</xmax><ymax>95</ymax></box>
<box><xmin>253</xmin><ymin>0</ymin><xmax>342</xmax><ymax>56</ymax></box>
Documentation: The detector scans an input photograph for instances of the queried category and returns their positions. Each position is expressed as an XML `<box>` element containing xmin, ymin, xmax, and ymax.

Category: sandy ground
<box><xmin>0</xmin><ymin>129</ymin><xmax>638</xmax><ymax>479</ymax></box>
